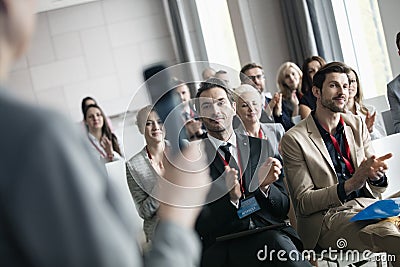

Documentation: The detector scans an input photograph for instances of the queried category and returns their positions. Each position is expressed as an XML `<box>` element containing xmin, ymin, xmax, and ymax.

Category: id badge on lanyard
<box><xmin>237</xmin><ymin>196</ymin><xmax>261</xmax><ymax>219</ymax></box>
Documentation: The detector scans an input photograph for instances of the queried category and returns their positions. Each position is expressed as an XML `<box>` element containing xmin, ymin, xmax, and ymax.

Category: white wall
<box><xmin>378</xmin><ymin>0</ymin><xmax>400</xmax><ymax>79</ymax></box>
<box><xmin>228</xmin><ymin>0</ymin><xmax>290</xmax><ymax>93</ymax></box>
<box><xmin>7</xmin><ymin>0</ymin><xmax>176</xmax><ymax>123</ymax></box>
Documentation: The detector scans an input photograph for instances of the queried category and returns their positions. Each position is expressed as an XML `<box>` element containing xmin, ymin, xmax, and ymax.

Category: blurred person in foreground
<box><xmin>0</xmin><ymin>0</ymin><xmax>210</xmax><ymax>266</ymax></box>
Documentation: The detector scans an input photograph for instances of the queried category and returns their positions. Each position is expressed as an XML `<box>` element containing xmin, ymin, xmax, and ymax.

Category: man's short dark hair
<box><xmin>312</xmin><ymin>61</ymin><xmax>351</xmax><ymax>91</ymax></box>
<box><xmin>396</xmin><ymin>32</ymin><xmax>400</xmax><ymax>50</ymax></box>
<box><xmin>240</xmin><ymin>63</ymin><xmax>263</xmax><ymax>83</ymax></box>
<box><xmin>195</xmin><ymin>77</ymin><xmax>232</xmax><ymax>112</ymax></box>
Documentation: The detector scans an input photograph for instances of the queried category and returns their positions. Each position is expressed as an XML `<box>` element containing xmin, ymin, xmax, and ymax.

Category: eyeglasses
<box><xmin>247</xmin><ymin>74</ymin><xmax>265</xmax><ymax>81</ymax></box>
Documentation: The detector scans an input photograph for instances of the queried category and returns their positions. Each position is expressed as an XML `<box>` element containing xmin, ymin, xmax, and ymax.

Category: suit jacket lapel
<box><xmin>204</xmin><ymin>138</ymin><xmax>226</xmax><ymax>179</ymax></box>
<box><xmin>236</xmin><ymin>133</ymin><xmax>251</xmax><ymax>191</ymax></box>
<box><xmin>305</xmin><ymin>116</ymin><xmax>336</xmax><ymax>175</ymax></box>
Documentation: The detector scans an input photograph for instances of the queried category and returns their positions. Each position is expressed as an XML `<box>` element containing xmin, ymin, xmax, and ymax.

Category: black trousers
<box><xmin>201</xmin><ymin>229</ymin><xmax>312</xmax><ymax>267</ymax></box>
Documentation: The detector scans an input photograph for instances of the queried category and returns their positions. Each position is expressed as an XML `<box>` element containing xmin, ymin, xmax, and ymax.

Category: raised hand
<box><xmin>290</xmin><ymin>91</ymin><xmax>299</xmax><ymax>106</ymax></box>
<box><xmin>365</xmin><ymin>111</ymin><xmax>376</xmax><ymax>133</ymax></box>
<box><xmin>224</xmin><ymin>166</ymin><xmax>241</xmax><ymax>203</ymax></box>
<box><xmin>100</xmin><ymin>135</ymin><xmax>113</xmax><ymax>159</ymax></box>
<box><xmin>158</xmin><ymin>142</ymin><xmax>211</xmax><ymax>228</ymax></box>
<box><xmin>185</xmin><ymin>119</ymin><xmax>204</xmax><ymax>140</ymax></box>
<box><xmin>257</xmin><ymin>157</ymin><xmax>282</xmax><ymax>191</ymax></box>
<box><xmin>345</xmin><ymin>153</ymin><xmax>392</xmax><ymax>194</ymax></box>
<box><xmin>273</xmin><ymin>93</ymin><xmax>283</xmax><ymax>117</ymax></box>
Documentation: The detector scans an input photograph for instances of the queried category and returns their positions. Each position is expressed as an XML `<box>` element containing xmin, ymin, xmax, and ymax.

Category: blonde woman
<box><xmin>126</xmin><ymin>106</ymin><xmax>165</xmax><ymax>241</ymax></box>
<box><xmin>233</xmin><ymin>84</ymin><xmax>284</xmax><ymax>155</ymax></box>
<box><xmin>276</xmin><ymin>62</ymin><xmax>303</xmax><ymax>130</ymax></box>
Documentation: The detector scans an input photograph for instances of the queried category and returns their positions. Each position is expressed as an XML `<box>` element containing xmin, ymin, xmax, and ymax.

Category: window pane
<box><xmin>332</xmin><ymin>0</ymin><xmax>392</xmax><ymax>98</ymax></box>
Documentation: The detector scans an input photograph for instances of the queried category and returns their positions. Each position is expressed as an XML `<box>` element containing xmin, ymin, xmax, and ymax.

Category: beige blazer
<box><xmin>280</xmin><ymin>113</ymin><xmax>387</xmax><ymax>249</ymax></box>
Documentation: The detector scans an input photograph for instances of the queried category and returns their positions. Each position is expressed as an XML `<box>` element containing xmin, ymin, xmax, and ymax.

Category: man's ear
<box><xmin>231</xmin><ymin>101</ymin><xmax>236</xmax><ymax>113</ymax></box>
<box><xmin>312</xmin><ymin>86</ymin><xmax>320</xmax><ymax>99</ymax></box>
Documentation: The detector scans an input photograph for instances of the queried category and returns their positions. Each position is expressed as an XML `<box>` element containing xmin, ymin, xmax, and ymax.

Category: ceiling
<box><xmin>36</xmin><ymin>0</ymin><xmax>99</xmax><ymax>13</ymax></box>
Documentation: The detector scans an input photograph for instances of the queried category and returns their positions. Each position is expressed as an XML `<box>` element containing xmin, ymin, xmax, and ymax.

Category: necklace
<box><xmin>146</xmin><ymin>146</ymin><xmax>164</xmax><ymax>174</ymax></box>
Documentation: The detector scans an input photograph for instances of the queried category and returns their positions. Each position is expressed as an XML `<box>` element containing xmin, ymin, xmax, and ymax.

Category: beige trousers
<box><xmin>317</xmin><ymin>198</ymin><xmax>400</xmax><ymax>266</ymax></box>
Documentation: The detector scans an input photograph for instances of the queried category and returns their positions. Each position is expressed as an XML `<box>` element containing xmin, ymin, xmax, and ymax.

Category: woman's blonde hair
<box><xmin>276</xmin><ymin>62</ymin><xmax>302</xmax><ymax>99</ymax></box>
<box><xmin>233</xmin><ymin>84</ymin><xmax>263</xmax><ymax>104</ymax></box>
<box><xmin>136</xmin><ymin>105</ymin><xmax>154</xmax><ymax>135</ymax></box>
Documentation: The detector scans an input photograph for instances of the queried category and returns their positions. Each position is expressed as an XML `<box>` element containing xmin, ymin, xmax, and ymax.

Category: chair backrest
<box><xmin>105</xmin><ymin>160</ymin><xmax>146</xmax><ymax>246</ymax></box>
<box><xmin>363</xmin><ymin>95</ymin><xmax>389</xmax><ymax>114</ymax></box>
<box><xmin>381</xmin><ymin>110</ymin><xmax>395</xmax><ymax>136</ymax></box>
<box><xmin>371</xmin><ymin>133</ymin><xmax>400</xmax><ymax>198</ymax></box>
<box><xmin>105</xmin><ymin>160</ymin><xmax>136</xmax><ymax>209</ymax></box>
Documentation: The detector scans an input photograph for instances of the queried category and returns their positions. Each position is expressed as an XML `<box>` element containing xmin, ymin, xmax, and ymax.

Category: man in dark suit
<box><xmin>194</xmin><ymin>78</ymin><xmax>310</xmax><ymax>266</ymax></box>
<box><xmin>387</xmin><ymin>31</ymin><xmax>400</xmax><ymax>133</ymax></box>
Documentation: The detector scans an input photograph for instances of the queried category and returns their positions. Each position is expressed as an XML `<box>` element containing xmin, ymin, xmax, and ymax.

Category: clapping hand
<box><xmin>345</xmin><ymin>153</ymin><xmax>392</xmax><ymax>194</ymax></box>
<box><xmin>158</xmin><ymin>142</ymin><xmax>211</xmax><ymax>228</ymax></box>
<box><xmin>224</xmin><ymin>166</ymin><xmax>241</xmax><ymax>203</ymax></box>
<box><xmin>365</xmin><ymin>111</ymin><xmax>376</xmax><ymax>133</ymax></box>
<box><xmin>256</xmin><ymin>157</ymin><xmax>282</xmax><ymax>192</ymax></box>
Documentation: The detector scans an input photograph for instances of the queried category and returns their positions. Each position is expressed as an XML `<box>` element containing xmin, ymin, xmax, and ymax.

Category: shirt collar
<box><xmin>208</xmin><ymin>132</ymin><xmax>237</xmax><ymax>150</ymax></box>
<box><xmin>311</xmin><ymin>111</ymin><xmax>345</xmax><ymax>139</ymax></box>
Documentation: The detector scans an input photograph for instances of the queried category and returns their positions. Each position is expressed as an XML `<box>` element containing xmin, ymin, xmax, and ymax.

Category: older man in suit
<box><xmin>387</xmin><ymin>31</ymin><xmax>400</xmax><ymax>133</ymax></box>
<box><xmin>194</xmin><ymin>78</ymin><xmax>310</xmax><ymax>267</ymax></box>
<box><xmin>281</xmin><ymin>62</ymin><xmax>400</xmax><ymax>263</ymax></box>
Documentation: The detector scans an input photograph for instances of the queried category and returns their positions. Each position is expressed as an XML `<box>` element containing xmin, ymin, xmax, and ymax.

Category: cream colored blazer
<box><xmin>281</xmin><ymin>113</ymin><xmax>387</xmax><ymax>249</ymax></box>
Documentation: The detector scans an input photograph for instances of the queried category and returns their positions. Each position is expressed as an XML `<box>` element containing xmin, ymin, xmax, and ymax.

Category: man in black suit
<box><xmin>194</xmin><ymin>78</ymin><xmax>310</xmax><ymax>266</ymax></box>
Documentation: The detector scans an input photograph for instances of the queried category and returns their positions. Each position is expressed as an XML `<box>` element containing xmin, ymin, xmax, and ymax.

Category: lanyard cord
<box><xmin>329</xmin><ymin>117</ymin><xmax>354</xmax><ymax>174</ymax></box>
<box><xmin>218</xmin><ymin>142</ymin><xmax>245</xmax><ymax>195</ymax></box>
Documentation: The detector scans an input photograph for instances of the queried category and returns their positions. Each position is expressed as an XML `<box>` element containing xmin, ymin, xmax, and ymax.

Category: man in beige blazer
<box><xmin>281</xmin><ymin>62</ymin><xmax>400</xmax><ymax>263</ymax></box>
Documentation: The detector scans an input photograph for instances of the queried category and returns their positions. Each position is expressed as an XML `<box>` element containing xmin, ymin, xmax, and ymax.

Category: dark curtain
<box><xmin>280</xmin><ymin>0</ymin><xmax>344</xmax><ymax>66</ymax></box>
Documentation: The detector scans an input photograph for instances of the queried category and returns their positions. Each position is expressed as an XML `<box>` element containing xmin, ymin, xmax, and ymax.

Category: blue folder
<box><xmin>350</xmin><ymin>198</ymin><xmax>400</xmax><ymax>222</ymax></box>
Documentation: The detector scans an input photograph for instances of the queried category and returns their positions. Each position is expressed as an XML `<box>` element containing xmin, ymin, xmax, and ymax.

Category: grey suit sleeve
<box><xmin>126</xmin><ymin>161</ymin><xmax>160</xmax><ymax>220</ymax></box>
<box><xmin>4</xmin><ymin>114</ymin><xmax>140</xmax><ymax>267</ymax></box>
<box><xmin>387</xmin><ymin>81</ymin><xmax>400</xmax><ymax>133</ymax></box>
<box><xmin>145</xmin><ymin>221</ymin><xmax>201</xmax><ymax>267</ymax></box>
